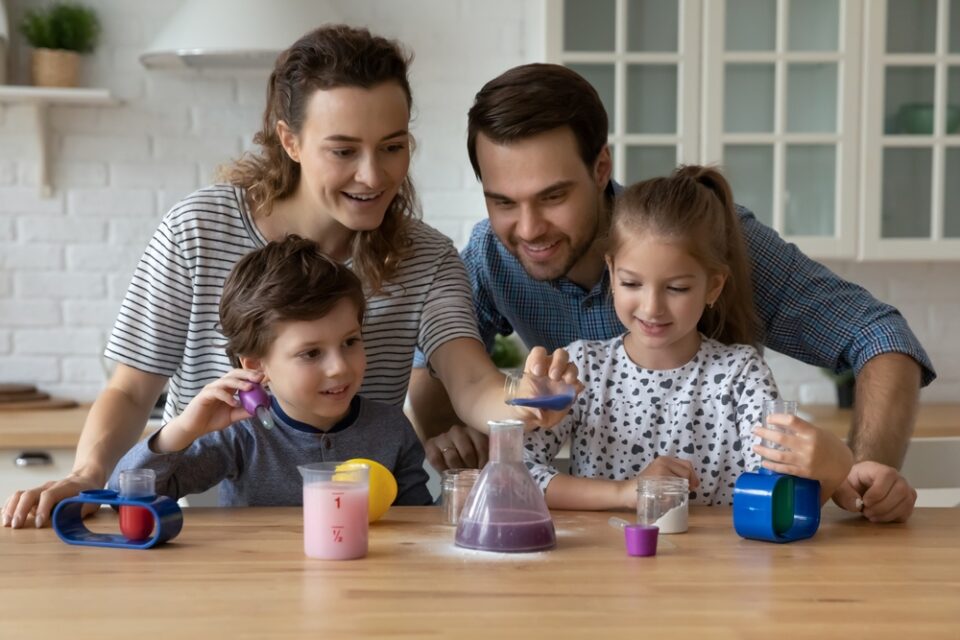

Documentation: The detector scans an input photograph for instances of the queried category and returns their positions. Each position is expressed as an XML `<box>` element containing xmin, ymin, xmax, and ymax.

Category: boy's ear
<box><xmin>238</xmin><ymin>356</ymin><xmax>267</xmax><ymax>383</ymax></box>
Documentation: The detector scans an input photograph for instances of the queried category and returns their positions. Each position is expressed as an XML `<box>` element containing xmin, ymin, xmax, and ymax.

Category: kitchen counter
<box><xmin>1</xmin><ymin>403</ymin><xmax>958</xmax><ymax>449</ymax></box>
<box><xmin>1</xmin><ymin>506</ymin><xmax>957</xmax><ymax>638</ymax></box>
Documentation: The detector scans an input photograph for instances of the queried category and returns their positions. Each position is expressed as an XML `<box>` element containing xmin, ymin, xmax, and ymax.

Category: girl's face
<box><xmin>278</xmin><ymin>82</ymin><xmax>411</xmax><ymax>235</ymax></box>
<box><xmin>607</xmin><ymin>231</ymin><xmax>725</xmax><ymax>370</ymax></box>
<box><xmin>243</xmin><ymin>298</ymin><xmax>367</xmax><ymax>429</ymax></box>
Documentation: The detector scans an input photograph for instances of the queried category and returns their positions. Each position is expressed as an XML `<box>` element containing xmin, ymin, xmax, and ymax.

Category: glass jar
<box><xmin>637</xmin><ymin>476</ymin><xmax>689</xmax><ymax>534</ymax></box>
<box><xmin>503</xmin><ymin>372</ymin><xmax>575</xmax><ymax>411</ymax></box>
<box><xmin>441</xmin><ymin>468</ymin><xmax>480</xmax><ymax>526</ymax></box>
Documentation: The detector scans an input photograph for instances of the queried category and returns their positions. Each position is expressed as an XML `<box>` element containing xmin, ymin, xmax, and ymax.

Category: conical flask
<box><xmin>454</xmin><ymin>419</ymin><xmax>556</xmax><ymax>552</ymax></box>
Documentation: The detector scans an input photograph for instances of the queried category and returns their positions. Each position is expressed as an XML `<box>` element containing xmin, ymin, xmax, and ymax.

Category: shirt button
<box><xmin>584</xmin><ymin>300</ymin><xmax>593</xmax><ymax>309</ymax></box>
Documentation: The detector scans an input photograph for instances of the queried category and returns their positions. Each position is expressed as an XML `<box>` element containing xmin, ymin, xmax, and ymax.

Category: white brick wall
<box><xmin>0</xmin><ymin>0</ymin><xmax>955</xmax><ymax>404</ymax></box>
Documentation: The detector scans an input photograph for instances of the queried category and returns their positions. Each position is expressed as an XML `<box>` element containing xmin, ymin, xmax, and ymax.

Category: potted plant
<box><xmin>491</xmin><ymin>334</ymin><xmax>526</xmax><ymax>370</ymax></box>
<box><xmin>822</xmin><ymin>368</ymin><xmax>856</xmax><ymax>409</ymax></box>
<box><xmin>19</xmin><ymin>2</ymin><xmax>99</xmax><ymax>88</ymax></box>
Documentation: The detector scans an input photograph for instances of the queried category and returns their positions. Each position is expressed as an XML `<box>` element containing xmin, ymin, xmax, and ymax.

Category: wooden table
<box><xmin>1</xmin><ymin>506</ymin><xmax>958</xmax><ymax>638</ymax></box>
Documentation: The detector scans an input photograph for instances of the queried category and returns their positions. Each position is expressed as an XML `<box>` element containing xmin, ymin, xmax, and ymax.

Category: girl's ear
<box><xmin>276</xmin><ymin>120</ymin><xmax>301</xmax><ymax>163</ymax></box>
<box><xmin>706</xmin><ymin>273</ymin><xmax>727</xmax><ymax>307</ymax></box>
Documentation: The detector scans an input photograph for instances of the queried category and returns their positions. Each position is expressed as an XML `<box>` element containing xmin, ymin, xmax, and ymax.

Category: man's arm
<box><xmin>848</xmin><ymin>352</ymin><xmax>920</xmax><ymax>466</ymax></box>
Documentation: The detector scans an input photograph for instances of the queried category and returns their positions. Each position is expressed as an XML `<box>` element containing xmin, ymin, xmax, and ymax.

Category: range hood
<box><xmin>140</xmin><ymin>0</ymin><xmax>342</xmax><ymax>69</ymax></box>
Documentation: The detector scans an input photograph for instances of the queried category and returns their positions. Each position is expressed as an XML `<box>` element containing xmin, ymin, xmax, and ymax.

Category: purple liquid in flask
<box><xmin>454</xmin><ymin>420</ymin><xmax>556</xmax><ymax>553</ymax></box>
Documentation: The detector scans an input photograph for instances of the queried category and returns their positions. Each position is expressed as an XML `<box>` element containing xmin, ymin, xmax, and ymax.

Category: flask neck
<box><xmin>488</xmin><ymin>420</ymin><xmax>524</xmax><ymax>463</ymax></box>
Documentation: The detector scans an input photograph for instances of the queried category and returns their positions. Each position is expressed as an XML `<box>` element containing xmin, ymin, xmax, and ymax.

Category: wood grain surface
<box><xmin>1</xmin><ymin>506</ymin><xmax>957</xmax><ymax>639</ymax></box>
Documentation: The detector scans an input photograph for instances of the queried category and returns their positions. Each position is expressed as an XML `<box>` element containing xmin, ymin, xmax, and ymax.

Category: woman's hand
<box><xmin>513</xmin><ymin>346</ymin><xmax>583</xmax><ymax>430</ymax></box>
<box><xmin>2</xmin><ymin>472</ymin><xmax>102</xmax><ymax>529</ymax></box>
<box><xmin>155</xmin><ymin>369</ymin><xmax>262</xmax><ymax>453</ymax></box>
<box><xmin>753</xmin><ymin>414</ymin><xmax>854</xmax><ymax>498</ymax></box>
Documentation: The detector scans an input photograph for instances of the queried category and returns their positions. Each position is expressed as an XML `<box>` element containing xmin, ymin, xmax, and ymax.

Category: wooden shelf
<box><xmin>0</xmin><ymin>86</ymin><xmax>119</xmax><ymax>197</ymax></box>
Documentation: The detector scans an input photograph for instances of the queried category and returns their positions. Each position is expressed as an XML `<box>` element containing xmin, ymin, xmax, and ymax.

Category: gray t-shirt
<box><xmin>109</xmin><ymin>396</ymin><xmax>432</xmax><ymax>507</ymax></box>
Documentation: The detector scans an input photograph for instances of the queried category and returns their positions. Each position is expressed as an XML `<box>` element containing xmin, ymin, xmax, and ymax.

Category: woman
<box><xmin>3</xmin><ymin>25</ymin><xmax>576</xmax><ymax>529</ymax></box>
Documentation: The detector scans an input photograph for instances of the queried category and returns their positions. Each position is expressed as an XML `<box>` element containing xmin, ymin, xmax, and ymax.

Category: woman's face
<box><xmin>280</xmin><ymin>81</ymin><xmax>411</xmax><ymax>233</ymax></box>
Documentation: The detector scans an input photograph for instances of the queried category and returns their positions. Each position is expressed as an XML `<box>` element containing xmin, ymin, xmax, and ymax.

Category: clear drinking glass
<box><xmin>442</xmin><ymin>468</ymin><xmax>480</xmax><ymax>526</ymax></box>
<box><xmin>637</xmin><ymin>476</ymin><xmax>689</xmax><ymax>534</ymax></box>
<box><xmin>760</xmin><ymin>399</ymin><xmax>798</xmax><ymax>454</ymax></box>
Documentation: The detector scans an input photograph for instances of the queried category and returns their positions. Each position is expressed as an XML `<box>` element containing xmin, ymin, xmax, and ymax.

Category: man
<box><xmin>412</xmin><ymin>64</ymin><xmax>933</xmax><ymax>523</ymax></box>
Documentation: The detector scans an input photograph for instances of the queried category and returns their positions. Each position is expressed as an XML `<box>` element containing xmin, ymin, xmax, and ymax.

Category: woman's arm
<box><xmin>2</xmin><ymin>364</ymin><xmax>167</xmax><ymax>528</ymax></box>
<box><xmin>428</xmin><ymin>338</ymin><xmax>578</xmax><ymax>434</ymax></box>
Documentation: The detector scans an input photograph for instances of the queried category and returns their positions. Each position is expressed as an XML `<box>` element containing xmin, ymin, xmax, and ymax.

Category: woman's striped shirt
<box><xmin>105</xmin><ymin>185</ymin><xmax>480</xmax><ymax>423</ymax></box>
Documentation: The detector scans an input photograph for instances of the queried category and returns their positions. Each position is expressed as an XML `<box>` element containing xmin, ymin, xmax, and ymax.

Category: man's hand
<box><xmin>831</xmin><ymin>461</ymin><xmax>917</xmax><ymax>523</ymax></box>
<box><xmin>424</xmin><ymin>425</ymin><xmax>490</xmax><ymax>472</ymax></box>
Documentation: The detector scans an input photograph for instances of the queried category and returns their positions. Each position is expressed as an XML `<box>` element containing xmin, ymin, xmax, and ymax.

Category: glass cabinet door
<box><xmin>861</xmin><ymin>0</ymin><xmax>960</xmax><ymax>258</ymax></box>
<box><xmin>702</xmin><ymin>0</ymin><xmax>861</xmax><ymax>258</ymax></box>
<box><xmin>546</xmin><ymin>0</ymin><xmax>701</xmax><ymax>185</ymax></box>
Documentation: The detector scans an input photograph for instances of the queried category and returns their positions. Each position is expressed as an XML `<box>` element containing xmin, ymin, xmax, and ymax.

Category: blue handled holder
<box><xmin>52</xmin><ymin>489</ymin><xmax>183</xmax><ymax>549</ymax></box>
<box><xmin>733</xmin><ymin>468</ymin><xmax>820</xmax><ymax>543</ymax></box>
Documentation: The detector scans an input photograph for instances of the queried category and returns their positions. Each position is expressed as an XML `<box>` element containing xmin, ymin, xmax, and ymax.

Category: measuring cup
<box><xmin>298</xmin><ymin>462</ymin><xmax>369</xmax><ymax>560</ymax></box>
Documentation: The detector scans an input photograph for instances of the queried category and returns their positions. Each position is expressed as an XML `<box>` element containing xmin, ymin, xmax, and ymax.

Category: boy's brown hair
<box><xmin>608</xmin><ymin>165</ymin><xmax>759</xmax><ymax>346</ymax></box>
<box><xmin>219</xmin><ymin>235</ymin><xmax>365</xmax><ymax>367</ymax></box>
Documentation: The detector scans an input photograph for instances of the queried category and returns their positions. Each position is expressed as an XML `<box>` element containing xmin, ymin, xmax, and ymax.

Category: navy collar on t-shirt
<box><xmin>270</xmin><ymin>395</ymin><xmax>361</xmax><ymax>435</ymax></box>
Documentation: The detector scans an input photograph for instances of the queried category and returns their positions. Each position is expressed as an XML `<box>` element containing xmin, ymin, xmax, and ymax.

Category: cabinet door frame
<box><xmin>702</xmin><ymin>0</ymin><xmax>862</xmax><ymax>260</ymax></box>
<box><xmin>544</xmin><ymin>0</ymin><xmax>702</xmax><ymax>184</ymax></box>
<box><xmin>860</xmin><ymin>0</ymin><xmax>960</xmax><ymax>260</ymax></box>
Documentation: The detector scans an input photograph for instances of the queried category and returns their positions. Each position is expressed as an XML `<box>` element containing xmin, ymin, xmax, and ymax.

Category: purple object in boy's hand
<box><xmin>238</xmin><ymin>385</ymin><xmax>269</xmax><ymax>415</ymax></box>
<box><xmin>624</xmin><ymin>524</ymin><xmax>659</xmax><ymax>557</ymax></box>
<box><xmin>238</xmin><ymin>385</ymin><xmax>275</xmax><ymax>430</ymax></box>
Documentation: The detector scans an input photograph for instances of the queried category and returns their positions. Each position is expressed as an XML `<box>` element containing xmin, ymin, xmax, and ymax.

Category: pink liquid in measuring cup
<box><xmin>303</xmin><ymin>482</ymin><xmax>369</xmax><ymax>560</ymax></box>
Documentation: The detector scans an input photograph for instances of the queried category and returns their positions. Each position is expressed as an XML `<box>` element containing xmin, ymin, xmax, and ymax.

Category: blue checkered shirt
<box><xmin>434</xmin><ymin>204</ymin><xmax>935</xmax><ymax>386</ymax></box>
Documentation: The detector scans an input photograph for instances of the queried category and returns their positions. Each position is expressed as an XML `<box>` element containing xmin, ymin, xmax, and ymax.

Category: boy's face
<box><xmin>248</xmin><ymin>298</ymin><xmax>366</xmax><ymax>428</ymax></box>
<box><xmin>476</xmin><ymin>126</ymin><xmax>611</xmax><ymax>282</ymax></box>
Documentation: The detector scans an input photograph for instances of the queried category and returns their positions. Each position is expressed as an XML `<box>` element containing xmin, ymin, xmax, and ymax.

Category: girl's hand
<box><xmin>157</xmin><ymin>370</ymin><xmax>262</xmax><ymax>452</ymax></box>
<box><xmin>638</xmin><ymin>456</ymin><xmax>701</xmax><ymax>489</ymax></box>
<box><xmin>514</xmin><ymin>346</ymin><xmax>584</xmax><ymax>430</ymax></box>
<box><xmin>753</xmin><ymin>415</ymin><xmax>854</xmax><ymax>497</ymax></box>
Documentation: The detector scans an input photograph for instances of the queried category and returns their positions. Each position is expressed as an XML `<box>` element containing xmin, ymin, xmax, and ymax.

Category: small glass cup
<box><xmin>118</xmin><ymin>468</ymin><xmax>156</xmax><ymax>542</ymax></box>
<box><xmin>504</xmin><ymin>372</ymin><xmax>575</xmax><ymax>411</ymax></box>
<box><xmin>760</xmin><ymin>399</ymin><xmax>798</xmax><ymax>454</ymax></box>
<box><xmin>298</xmin><ymin>462</ymin><xmax>369</xmax><ymax>560</ymax></box>
<box><xmin>441</xmin><ymin>468</ymin><xmax>480</xmax><ymax>526</ymax></box>
<box><xmin>637</xmin><ymin>476</ymin><xmax>689</xmax><ymax>534</ymax></box>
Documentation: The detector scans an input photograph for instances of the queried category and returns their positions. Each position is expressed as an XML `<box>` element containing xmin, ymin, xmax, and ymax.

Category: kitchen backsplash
<box><xmin>0</xmin><ymin>0</ymin><xmax>956</xmax><ymax>403</ymax></box>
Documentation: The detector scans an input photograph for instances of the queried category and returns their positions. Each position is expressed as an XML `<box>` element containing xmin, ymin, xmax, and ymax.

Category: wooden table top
<box><xmin>1</xmin><ymin>403</ymin><xmax>959</xmax><ymax>449</ymax></box>
<box><xmin>1</xmin><ymin>506</ymin><xmax>958</xmax><ymax>638</ymax></box>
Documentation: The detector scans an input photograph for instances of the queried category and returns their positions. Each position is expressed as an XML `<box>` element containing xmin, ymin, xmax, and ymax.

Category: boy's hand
<box><xmin>514</xmin><ymin>346</ymin><xmax>584</xmax><ymax>430</ymax></box>
<box><xmin>753</xmin><ymin>414</ymin><xmax>854</xmax><ymax>497</ymax></box>
<box><xmin>832</xmin><ymin>461</ymin><xmax>917</xmax><ymax>523</ymax></box>
<box><xmin>156</xmin><ymin>369</ymin><xmax>262</xmax><ymax>452</ymax></box>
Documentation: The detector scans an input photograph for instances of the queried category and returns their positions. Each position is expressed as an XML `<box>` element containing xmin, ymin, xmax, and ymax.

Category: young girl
<box><xmin>524</xmin><ymin>165</ymin><xmax>853</xmax><ymax>509</ymax></box>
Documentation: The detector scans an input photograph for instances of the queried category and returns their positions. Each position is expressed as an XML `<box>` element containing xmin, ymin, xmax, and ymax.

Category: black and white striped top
<box><xmin>105</xmin><ymin>185</ymin><xmax>480</xmax><ymax>423</ymax></box>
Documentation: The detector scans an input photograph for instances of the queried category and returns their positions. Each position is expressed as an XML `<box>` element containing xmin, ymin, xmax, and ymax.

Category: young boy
<box><xmin>108</xmin><ymin>236</ymin><xmax>432</xmax><ymax>507</ymax></box>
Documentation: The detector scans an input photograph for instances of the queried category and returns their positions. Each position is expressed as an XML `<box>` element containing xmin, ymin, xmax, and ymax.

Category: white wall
<box><xmin>0</xmin><ymin>0</ymin><xmax>955</xmax><ymax>404</ymax></box>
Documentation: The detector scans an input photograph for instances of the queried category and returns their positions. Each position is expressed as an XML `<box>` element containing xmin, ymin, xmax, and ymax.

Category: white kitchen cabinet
<box><xmin>546</xmin><ymin>0</ymin><xmax>960</xmax><ymax>261</ymax></box>
<box><xmin>0</xmin><ymin>448</ymin><xmax>76</xmax><ymax>504</ymax></box>
<box><xmin>860</xmin><ymin>0</ymin><xmax>960</xmax><ymax>259</ymax></box>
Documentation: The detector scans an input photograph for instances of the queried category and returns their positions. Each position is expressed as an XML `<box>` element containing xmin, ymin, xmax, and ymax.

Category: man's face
<box><xmin>476</xmin><ymin>127</ymin><xmax>611</xmax><ymax>281</ymax></box>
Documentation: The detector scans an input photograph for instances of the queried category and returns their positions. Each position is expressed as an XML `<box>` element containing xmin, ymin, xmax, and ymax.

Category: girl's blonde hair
<box><xmin>608</xmin><ymin>165</ymin><xmax>759</xmax><ymax>346</ymax></box>
<box><xmin>218</xmin><ymin>24</ymin><xmax>418</xmax><ymax>293</ymax></box>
